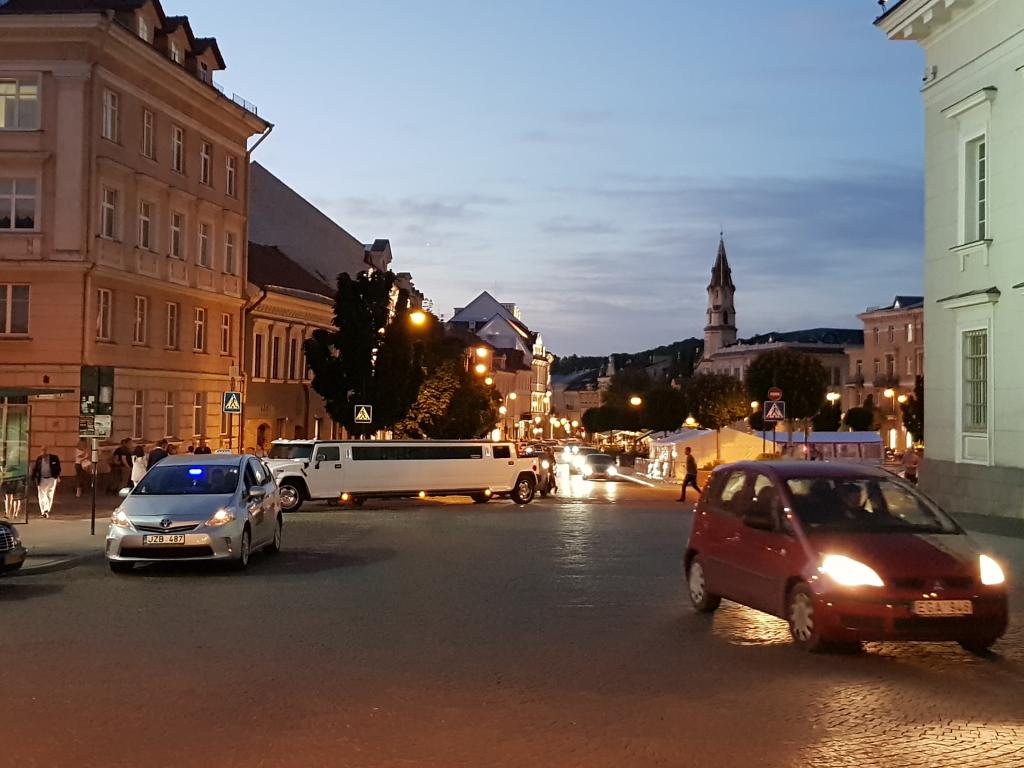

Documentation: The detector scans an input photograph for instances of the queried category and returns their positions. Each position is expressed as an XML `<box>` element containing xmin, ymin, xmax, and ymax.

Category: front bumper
<box><xmin>814</xmin><ymin>587</ymin><xmax>1008</xmax><ymax>643</ymax></box>
<box><xmin>0</xmin><ymin>546</ymin><xmax>26</xmax><ymax>574</ymax></box>
<box><xmin>106</xmin><ymin>527</ymin><xmax>245</xmax><ymax>562</ymax></box>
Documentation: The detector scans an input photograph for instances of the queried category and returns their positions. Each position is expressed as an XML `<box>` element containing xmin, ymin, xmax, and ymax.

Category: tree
<box><xmin>643</xmin><ymin>385</ymin><xmax>689</xmax><ymax>432</ymax></box>
<box><xmin>745</xmin><ymin>350</ymin><xmax>828</xmax><ymax>435</ymax></box>
<box><xmin>843</xmin><ymin>407</ymin><xmax>875</xmax><ymax>431</ymax></box>
<box><xmin>812</xmin><ymin>403</ymin><xmax>842</xmax><ymax>432</ymax></box>
<box><xmin>603</xmin><ymin>368</ymin><xmax>653</xmax><ymax>409</ymax></box>
<box><xmin>684</xmin><ymin>373</ymin><xmax>749</xmax><ymax>460</ymax></box>
<box><xmin>305</xmin><ymin>270</ymin><xmax>420</xmax><ymax>436</ymax></box>
<box><xmin>582</xmin><ymin>405</ymin><xmax>639</xmax><ymax>434</ymax></box>
<box><xmin>900</xmin><ymin>375</ymin><xmax>924</xmax><ymax>443</ymax></box>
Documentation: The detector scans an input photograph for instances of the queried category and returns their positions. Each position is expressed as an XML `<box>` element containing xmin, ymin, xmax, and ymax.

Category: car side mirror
<box><xmin>247</xmin><ymin>487</ymin><xmax>267</xmax><ymax>502</ymax></box>
<box><xmin>118</xmin><ymin>487</ymin><xmax>131</xmax><ymax>499</ymax></box>
<box><xmin>742</xmin><ymin>509</ymin><xmax>775</xmax><ymax>532</ymax></box>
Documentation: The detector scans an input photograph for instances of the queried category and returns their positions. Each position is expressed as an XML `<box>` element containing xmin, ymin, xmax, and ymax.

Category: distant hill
<box><xmin>552</xmin><ymin>338</ymin><xmax>704</xmax><ymax>378</ymax></box>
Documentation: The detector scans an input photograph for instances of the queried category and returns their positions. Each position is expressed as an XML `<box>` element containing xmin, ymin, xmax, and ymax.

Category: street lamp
<box><xmin>750</xmin><ymin>400</ymin><xmax>759</xmax><ymax>411</ymax></box>
<box><xmin>897</xmin><ymin>394</ymin><xmax>908</xmax><ymax>404</ymax></box>
<box><xmin>476</xmin><ymin>347</ymin><xmax>489</xmax><ymax>359</ymax></box>
<box><xmin>484</xmin><ymin>376</ymin><xmax>494</xmax><ymax>386</ymax></box>
<box><xmin>685</xmin><ymin>415</ymin><xmax>697</xmax><ymax>428</ymax></box>
<box><xmin>408</xmin><ymin>310</ymin><xmax>428</xmax><ymax>327</ymax></box>
<box><xmin>826</xmin><ymin>392</ymin><xmax>841</xmax><ymax>405</ymax></box>
<box><xmin>629</xmin><ymin>396</ymin><xmax>643</xmax><ymax>407</ymax></box>
<box><xmin>474</xmin><ymin>363</ymin><xmax>487</xmax><ymax>375</ymax></box>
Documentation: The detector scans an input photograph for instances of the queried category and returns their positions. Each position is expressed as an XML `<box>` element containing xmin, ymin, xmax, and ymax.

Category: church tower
<box><xmin>703</xmin><ymin>235</ymin><xmax>737</xmax><ymax>358</ymax></box>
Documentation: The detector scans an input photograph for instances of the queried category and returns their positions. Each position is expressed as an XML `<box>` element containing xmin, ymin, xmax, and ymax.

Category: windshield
<box><xmin>785</xmin><ymin>476</ymin><xmax>958</xmax><ymax>534</ymax></box>
<box><xmin>133</xmin><ymin>465</ymin><xmax>240</xmax><ymax>496</ymax></box>
<box><xmin>268</xmin><ymin>443</ymin><xmax>313</xmax><ymax>460</ymax></box>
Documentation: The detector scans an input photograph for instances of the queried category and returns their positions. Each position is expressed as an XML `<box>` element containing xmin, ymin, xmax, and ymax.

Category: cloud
<box><xmin>538</xmin><ymin>216</ymin><xmax>619</xmax><ymax>236</ymax></box>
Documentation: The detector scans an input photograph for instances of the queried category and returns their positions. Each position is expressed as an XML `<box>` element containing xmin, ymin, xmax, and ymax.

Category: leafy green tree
<box><xmin>684</xmin><ymin>373</ymin><xmax>749</xmax><ymax>460</ymax></box>
<box><xmin>812</xmin><ymin>403</ymin><xmax>842</xmax><ymax>432</ymax></box>
<box><xmin>745</xmin><ymin>350</ymin><xmax>828</xmax><ymax>435</ymax></box>
<box><xmin>643</xmin><ymin>385</ymin><xmax>689</xmax><ymax>432</ymax></box>
<box><xmin>582</xmin><ymin>405</ymin><xmax>639</xmax><ymax>434</ymax></box>
<box><xmin>900</xmin><ymin>375</ymin><xmax>924</xmax><ymax>442</ymax></box>
<box><xmin>843</xmin><ymin>407</ymin><xmax>875</xmax><ymax>431</ymax></box>
<box><xmin>603</xmin><ymin>368</ymin><xmax>653</xmax><ymax>409</ymax></box>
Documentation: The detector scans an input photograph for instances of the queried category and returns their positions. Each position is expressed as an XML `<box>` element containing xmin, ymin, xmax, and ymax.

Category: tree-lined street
<box><xmin>4</xmin><ymin>477</ymin><xmax>1023</xmax><ymax>768</ymax></box>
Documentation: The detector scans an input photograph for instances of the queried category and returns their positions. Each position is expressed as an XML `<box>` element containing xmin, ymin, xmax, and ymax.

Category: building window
<box><xmin>873</xmin><ymin>359</ymin><xmax>880</xmax><ymax>377</ymax></box>
<box><xmin>225</xmin><ymin>155</ymin><xmax>237</xmax><ymax>197</ymax></box>
<box><xmin>164</xmin><ymin>392</ymin><xmax>176</xmax><ymax>438</ymax></box>
<box><xmin>171</xmin><ymin>125</ymin><xmax>184</xmax><ymax>173</ymax></box>
<box><xmin>165</xmin><ymin>302</ymin><xmax>178</xmax><ymax>349</ymax></box>
<box><xmin>192</xmin><ymin>391</ymin><xmax>206</xmax><ymax>437</ymax></box>
<box><xmin>200</xmin><ymin>62</ymin><xmax>210</xmax><ymax>84</ymax></box>
<box><xmin>855</xmin><ymin>360</ymin><xmax>863</xmax><ymax>377</ymax></box>
<box><xmin>963</xmin><ymin>329</ymin><xmax>987</xmax><ymax>433</ymax></box>
<box><xmin>0</xmin><ymin>284</ymin><xmax>29</xmax><ymax>335</ymax></box>
<box><xmin>253</xmin><ymin>333</ymin><xmax>264</xmax><ymax>378</ymax></box>
<box><xmin>287</xmin><ymin>337</ymin><xmax>297</xmax><ymax>380</ymax></box>
<box><xmin>0</xmin><ymin>76</ymin><xmax>40</xmax><ymax>130</ymax></box>
<box><xmin>138</xmin><ymin>200</ymin><xmax>153</xmax><ymax>250</ymax></box>
<box><xmin>885</xmin><ymin>355</ymin><xmax>895</xmax><ymax>377</ymax></box>
<box><xmin>137</xmin><ymin>15</ymin><xmax>150</xmax><ymax>41</ymax></box>
<box><xmin>141</xmin><ymin>109</ymin><xmax>155</xmax><ymax>159</ymax></box>
<box><xmin>917</xmin><ymin>350</ymin><xmax>924</xmax><ymax>375</ymax></box>
<box><xmin>906</xmin><ymin>322</ymin><xmax>914</xmax><ymax>343</ymax></box>
<box><xmin>193</xmin><ymin>307</ymin><xmax>206</xmax><ymax>351</ymax></box>
<box><xmin>906</xmin><ymin>356</ymin><xmax>913</xmax><ymax>376</ymax></box>
<box><xmin>96</xmin><ymin>288</ymin><xmax>112</xmax><ymax>341</ymax></box>
<box><xmin>887</xmin><ymin>325</ymin><xmax>894</xmax><ymax>343</ymax></box>
<box><xmin>132</xmin><ymin>390</ymin><xmax>145</xmax><ymax>439</ymax></box>
<box><xmin>101</xmin><ymin>89</ymin><xmax>119</xmax><ymax>142</ymax></box>
<box><xmin>270</xmin><ymin>336</ymin><xmax>281</xmax><ymax>379</ymax></box>
<box><xmin>200</xmin><ymin>141</ymin><xmax>212</xmax><ymax>185</ymax></box>
<box><xmin>170</xmin><ymin>212</ymin><xmax>184</xmax><ymax>259</ymax></box>
<box><xmin>133</xmin><ymin>295</ymin><xmax>147</xmax><ymax>345</ymax></box>
<box><xmin>0</xmin><ymin>178</ymin><xmax>36</xmax><ymax>230</ymax></box>
<box><xmin>220</xmin><ymin>313</ymin><xmax>231</xmax><ymax>354</ymax></box>
<box><xmin>965</xmin><ymin>136</ymin><xmax>988</xmax><ymax>242</ymax></box>
<box><xmin>872</xmin><ymin>327</ymin><xmax>879</xmax><ymax>345</ymax></box>
<box><xmin>100</xmin><ymin>186</ymin><xmax>118</xmax><ymax>239</ymax></box>
<box><xmin>198</xmin><ymin>222</ymin><xmax>211</xmax><ymax>267</ymax></box>
<box><xmin>224</xmin><ymin>231</ymin><xmax>237</xmax><ymax>274</ymax></box>
<box><xmin>170</xmin><ymin>41</ymin><xmax>183</xmax><ymax>65</ymax></box>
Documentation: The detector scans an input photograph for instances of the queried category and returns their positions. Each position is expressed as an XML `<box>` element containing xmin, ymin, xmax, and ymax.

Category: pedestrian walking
<box><xmin>147</xmin><ymin>439</ymin><xmax>169</xmax><ymax>469</ymax></box>
<box><xmin>74</xmin><ymin>438</ymin><xmax>92</xmax><ymax>497</ymax></box>
<box><xmin>902</xmin><ymin>446</ymin><xmax>920</xmax><ymax>484</ymax></box>
<box><xmin>677</xmin><ymin>446</ymin><xmax>701</xmax><ymax>502</ymax></box>
<box><xmin>130</xmin><ymin>444</ymin><xmax>147</xmax><ymax>487</ymax></box>
<box><xmin>30</xmin><ymin>446</ymin><xmax>61</xmax><ymax>518</ymax></box>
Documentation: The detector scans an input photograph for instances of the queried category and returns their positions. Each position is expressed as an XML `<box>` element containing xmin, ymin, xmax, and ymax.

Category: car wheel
<box><xmin>279</xmin><ymin>482</ymin><xmax>304</xmax><ymax>513</ymax></box>
<box><xmin>233</xmin><ymin>527</ymin><xmax>252</xmax><ymax>571</ymax></box>
<box><xmin>511</xmin><ymin>475</ymin><xmax>536</xmax><ymax>505</ymax></box>
<box><xmin>109</xmin><ymin>561</ymin><xmax>134</xmax><ymax>574</ymax></box>
<box><xmin>787</xmin><ymin>583</ymin><xmax>830</xmax><ymax>652</ymax></box>
<box><xmin>266</xmin><ymin>516</ymin><xmax>282</xmax><ymax>555</ymax></box>
<box><xmin>687</xmin><ymin>555</ymin><xmax>721</xmax><ymax>613</ymax></box>
<box><xmin>959</xmin><ymin>638</ymin><xmax>999</xmax><ymax>656</ymax></box>
<box><xmin>471</xmin><ymin>493</ymin><xmax>490</xmax><ymax>504</ymax></box>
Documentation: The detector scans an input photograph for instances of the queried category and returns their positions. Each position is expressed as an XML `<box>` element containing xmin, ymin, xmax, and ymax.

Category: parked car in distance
<box><xmin>581</xmin><ymin>453</ymin><xmax>618</xmax><ymax>480</ymax></box>
<box><xmin>0</xmin><ymin>521</ymin><xmax>26</xmax><ymax>576</ymax></box>
<box><xmin>568</xmin><ymin>446</ymin><xmax>601</xmax><ymax>474</ymax></box>
<box><xmin>684</xmin><ymin>462</ymin><xmax>1008</xmax><ymax>654</ymax></box>
<box><xmin>105</xmin><ymin>454</ymin><xmax>282</xmax><ymax>573</ymax></box>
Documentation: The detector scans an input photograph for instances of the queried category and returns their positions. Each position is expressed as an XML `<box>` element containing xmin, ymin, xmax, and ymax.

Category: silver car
<box><xmin>106</xmin><ymin>454</ymin><xmax>282</xmax><ymax>573</ymax></box>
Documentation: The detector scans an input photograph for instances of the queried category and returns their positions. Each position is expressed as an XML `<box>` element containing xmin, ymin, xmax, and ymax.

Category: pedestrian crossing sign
<box><xmin>354</xmin><ymin>404</ymin><xmax>373</xmax><ymax>424</ymax></box>
<box><xmin>764</xmin><ymin>400</ymin><xmax>786</xmax><ymax>422</ymax></box>
<box><xmin>222</xmin><ymin>391</ymin><xmax>242</xmax><ymax>414</ymax></box>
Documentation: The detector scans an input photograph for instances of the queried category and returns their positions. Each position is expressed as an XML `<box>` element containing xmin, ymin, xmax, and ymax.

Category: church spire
<box><xmin>709</xmin><ymin>234</ymin><xmax>734</xmax><ymax>291</ymax></box>
<box><xmin>703</xmin><ymin>234</ymin><xmax>737</xmax><ymax>358</ymax></box>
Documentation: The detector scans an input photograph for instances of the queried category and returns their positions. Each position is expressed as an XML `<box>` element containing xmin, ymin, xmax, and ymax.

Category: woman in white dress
<box><xmin>131</xmin><ymin>445</ymin><xmax>148</xmax><ymax>488</ymax></box>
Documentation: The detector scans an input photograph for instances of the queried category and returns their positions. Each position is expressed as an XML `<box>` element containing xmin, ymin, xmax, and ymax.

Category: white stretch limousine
<box><xmin>265</xmin><ymin>440</ymin><xmax>540</xmax><ymax>512</ymax></box>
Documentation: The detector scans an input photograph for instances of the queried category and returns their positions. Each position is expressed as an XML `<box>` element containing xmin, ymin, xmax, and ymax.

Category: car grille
<box><xmin>0</xmin><ymin>528</ymin><xmax>17</xmax><ymax>552</ymax></box>
<box><xmin>134</xmin><ymin>523</ymin><xmax>199</xmax><ymax>534</ymax></box>
<box><xmin>891</xmin><ymin>576</ymin><xmax>974</xmax><ymax>590</ymax></box>
<box><xmin>892</xmin><ymin>616</ymin><xmax>977</xmax><ymax>636</ymax></box>
<box><xmin>119</xmin><ymin>546</ymin><xmax>214</xmax><ymax>559</ymax></box>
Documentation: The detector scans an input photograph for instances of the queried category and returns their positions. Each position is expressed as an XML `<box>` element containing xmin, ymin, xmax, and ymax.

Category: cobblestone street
<box><xmin>2</xmin><ymin>478</ymin><xmax>1022</xmax><ymax>767</ymax></box>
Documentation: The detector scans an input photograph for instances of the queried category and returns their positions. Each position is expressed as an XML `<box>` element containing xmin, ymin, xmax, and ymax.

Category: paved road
<box><xmin>2</xmin><ymin>474</ymin><xmax>1023</xmax><ymax>768</ymax></box>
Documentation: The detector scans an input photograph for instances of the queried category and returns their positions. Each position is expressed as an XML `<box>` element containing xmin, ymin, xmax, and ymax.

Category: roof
<box><xmin>159</xmin><ymin>454</ymin><xmax>244</xmax><ymax>467</ymax></box>
<box><xmin>0</xmin><ymin>0</ymin><xmax>147</xmax><ymax>12</ymax></box>
<box><xmin>737</xmin><ymin>328</ymin><xmax>864</xmax><ymax>346</ymax></box>
<box><xmin>936</xmin><ymin>286</ymin><xmax>1000</xmax><ymax>304</ymax></box>
<box><xmin>248</xmin><ymin>242</ymin><xmax>335</xmax><ymax>298</ymax></box>
<box><xmin>863</xmin><ymin>295</ymin><xmax>924</xmax><ymax>314</ymax></box>
<box><xmin>874</xmin><ymin>0</ymin><xmax>907</xmax><ymax>24</ymax></box>
<box><xmin>714</xmin><ymin>460</ymin><xmax>891</xmax><ymax>480</ymax></box>
<box><xmin>708</xmin><ymin>236</ymin><xmax>734</xmax><ymax>291</ymax></box>
<box><xmin>193</xmin><ymin>36</ymin><xmax>225</xmax><ymax>69</ymax></box>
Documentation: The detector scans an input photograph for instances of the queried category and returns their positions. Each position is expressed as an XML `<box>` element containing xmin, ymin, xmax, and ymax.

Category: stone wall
<box><xmin>921</xmin><ymin>457</ymin><xmax>1024</xmax><ymax>521</ymax></box>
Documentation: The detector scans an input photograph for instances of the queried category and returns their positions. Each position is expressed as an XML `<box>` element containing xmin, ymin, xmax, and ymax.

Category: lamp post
<box><xmin>502</xmin><ymin>392</ymin><xmax>518</xmax><ymax>440</ymax></box>
<box><xmin>751</xmin><ymin>400</ymin><xmax>764</xmax><ymax>454</ymax></box>
<box><xmin>883</xmin><ymin>388</ymin><xmax>897</xmax><ymax>452</ymax></box>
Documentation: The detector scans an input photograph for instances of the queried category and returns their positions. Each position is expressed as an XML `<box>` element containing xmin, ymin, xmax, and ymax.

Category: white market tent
<box><xmin>647</xmin><ymin>427</ymin><xmax>765</xmax><ymax>481</ymax></box>
<box><xmin>755</xmin><ymin>431</ymin><xmax>884</xmax><ymax>465</ymax></box>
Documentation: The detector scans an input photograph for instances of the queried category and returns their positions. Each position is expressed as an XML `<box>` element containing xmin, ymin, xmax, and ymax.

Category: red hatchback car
<box><xmin>684</xmin><ymin>462</ymin><xmax>1009</xmax><ymax>653</ymax></box>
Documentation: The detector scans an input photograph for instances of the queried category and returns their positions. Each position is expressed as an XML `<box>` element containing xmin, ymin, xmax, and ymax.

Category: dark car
<box><xmin>581</xmin><ymin>453</ymin><xmax>618</xmax><ymax>480</ymax></box>
<box><xmin>684</xmin><ymin>462</ymin><xmax>1008</xmax><ymax>653</ymax></box>
<box><xmin>0</xmin><ymin>521</ymin><xmax>26</xmax><ymax>576</ymax></box>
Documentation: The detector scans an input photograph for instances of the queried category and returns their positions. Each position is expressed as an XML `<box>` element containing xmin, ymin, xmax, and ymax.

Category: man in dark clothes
<box><xmin>677</xmin><ymin>446</ymin><xmax>701</xmax><ymax>502</ymax></box>
<box><xmin>147</xmin><ymin>439</ymin><xmax>170</xmax><ymax>469</ymax></box>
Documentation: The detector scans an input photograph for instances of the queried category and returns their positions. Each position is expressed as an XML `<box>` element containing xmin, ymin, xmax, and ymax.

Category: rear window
<box><xmin>493</xmin><ymin>445</ymin><xmax>512</xmax><ymax>459</ymax></box>
<box><xmin>269</xmin><ymin>443</ymin><xmax>313</xmax><ymax>460</ymax></box>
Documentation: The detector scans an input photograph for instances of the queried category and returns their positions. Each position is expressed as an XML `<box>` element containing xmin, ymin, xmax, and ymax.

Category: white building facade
<box><xmin>878</xmin><ymin>0</ymin><xmax>1024</xmax><ymax>520</ymax></box>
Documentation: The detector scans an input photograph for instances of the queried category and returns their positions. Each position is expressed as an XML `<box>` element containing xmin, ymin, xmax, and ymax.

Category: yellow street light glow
<box><xmin>499</xmin><ymin>406</ymin><xmax>508</xmax><ymax>415</ymax></box>
<box><xmin>751</xmin><ymin>401</ymin><xmax>760</xmax><ymax>410</ymax></box>
<box><xmin>883</xmin><ymin>388</ymin><xmax>896</xmax><ymax>399</ymax></box>
<box><xmin>418</xmin><ymin>491</ymin><xmax>427</xmax><ymax>499</ymax></box>
<box><xmin>484</xmin><ymin>489</ymin><xmax>492</xmax><ymax>497</ymax></box>
<box><xmin>826</xmin><ymin>392</ymin><xmax>841</xmax><ymax>404</ymax></box>
<box><xmin>534</xmin><ymin>416</ymin><xmax>542</xmax><ymax>424</ymax></box>
<box><xmin>571</xmin><ymin>420</ymin><xmax>579</xmax><ymax>428</ymax></box>
<box><xmin>474</xmin><ymin>363</ymin><xmax>488</xmax><ymax>375</ymax></box>
<box><xmin>508</xmin><ymin>392</ymin><xmax>517</xmax><ymax>401</ymax></box>
<box><xmin>897</xmin><ymin>394</ymin><xmax>908</xmax><ymax>404</ymax></box>
<box><xmin>476</xmin><ymin>347</ymin><xmax>489</xmax><ymax>358</ymax></box>
<box><xmin>341</xmin><ymin>493</ymin><xmax>350</xmax><ymax>502</ymax></box>
<box><xmin>629</xmin><ymin>396</ymin><xmax>643</xmax><ymax>407</ymax></box>
<box><xmin>550</xmin><ymin>417</ymin><xmax>559</xmax><ymax>425</ymax></box>
<box><xmin>685</xmin><ymin>416</ymin><xmax>697</xmax><ymax>427</ymax></box>
<box><xmin>409</xmin><ymin>310</ymin><xmax>428</xmax><ymax>326</ymax></box>
<box><xmin>484</xmin><ymin>377</ymin><xmax>494</xmax><ymax>386</ymax></box>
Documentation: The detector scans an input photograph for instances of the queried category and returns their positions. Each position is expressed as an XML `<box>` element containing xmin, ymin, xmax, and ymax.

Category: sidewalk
<box><xmin>11</xmin><ymin>518</ymin><xmax>105</xmax><ymax>575</ymax></box>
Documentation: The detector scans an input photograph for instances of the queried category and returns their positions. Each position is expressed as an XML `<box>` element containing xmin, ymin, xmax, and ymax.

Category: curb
<box><xmin>12</xmin><ymin>552</ymin><xmax>104</xmax><ymax>576</ymax></box>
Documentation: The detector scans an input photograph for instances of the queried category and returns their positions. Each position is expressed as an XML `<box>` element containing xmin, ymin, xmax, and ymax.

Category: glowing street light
<box><xmin>476</xmin><ymin>347</ymin><xmax>489</xmax><ymax>358</ymax></box>
<box><xmin>685</xmin><ymin>415</ymin><xmax>697</xmax><ymax>427</ymax></box>
<box><xmin>750</xmin><ymin>400</ymin><xmax>760</xmax><ymax>411</ymax></box>
<box><xmin>499</xmin><ymin>406</ymin><xmax>508</xmax><ymax>415</ymax></box>
<box><xmin>571</xmin><ymin>420</ymin><xmax>579</xmax><ymax>428</ymax></box>
<box><xmin>629</xmin><ymin>396</ymin><xmax>643</xmax><ymax>407</ymax></box>
<box><xmin>883</xmin><ymin>388</ymin><xmax>896</xmax><ymax>399</ymax></box>
<box><xmin>897</xmin><ymin>394</ymin><xmax>908</xmax><ymax>404</ymax></box>
<box><xmin>409</xmin><ymin>310</ymin><xmax>428</xmax><ymax>327</ymax></box>
<box><xmin>826</xmin><ymin>392</ymin><xmax>841</xmax><ymax>405</ymax></box>
<box><xmin>474</xmin><ymin>363</ymin><xmax>488</xmax><ymax>375</ymax></box>
<box><xmin>508</xmin><ymin>392</ymin><xmax>517</xmax><ymax>401</ymax></box>
<box><xmin>484</xmin><ymin>377</ymin><xmax>494</xmax><ymax>386</ymax></box>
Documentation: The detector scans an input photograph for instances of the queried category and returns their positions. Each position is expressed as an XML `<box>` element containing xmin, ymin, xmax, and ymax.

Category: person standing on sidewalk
<box><xmin>130</xmin><ymin>444</ymin><xmax>147</xmax><ymax>488</ymax></box>
<box><xmin>30</xmin><ymin>446</ymin><xmax>61</xmax><ymax>519</ymax></box>
<box><xmin>74</xmin><ymin>439</ymin><xmax>92</xmax><ymax>498</ymax></box>
<box><xmin>108</xmin><ymin>438</ymin><xmax>129</xmax><ymax>494</ymax></box>
<box><xmin>677</xmin><ymin>446</ymin><xmax>701</xmax><ymax>502</ymax></box>
<box><xmin>147</xmin><ymin>439</ymin><xmax>169</xmax><ymax>469</ymax></box>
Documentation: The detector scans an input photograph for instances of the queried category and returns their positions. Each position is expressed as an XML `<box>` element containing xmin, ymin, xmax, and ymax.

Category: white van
<box><xmin>266</xmin><ymin>440</ymin><xmax>540</xmax><ymax>512</ymax></box>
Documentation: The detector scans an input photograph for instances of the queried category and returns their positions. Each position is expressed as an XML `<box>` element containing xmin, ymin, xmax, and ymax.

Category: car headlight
<box><xmin>541</xmin><ymin>459</ymin><xmax>550</xmax><ymax>469</ymax></box>
<box><xmin>608</xmin><ymin>466</ymin><xmax>618</xmax><ymax>476</ymax></box>
<box><xmin>582</xmin><ymin>466</ymin><xmax>593</xmax><ymax>477</ymax></box>
<box><xmin>980</xmin><ymin>554</ymin><xmax>1006</xmax><ymax>586</ymax></box>
<box><xmin>573</xmin><ymin>457</ymin><xmax>585</xmax><ymax>468</ymax></box>
<box><xmin>205</xmin><ymin>508</ymin><xmax>236</xmax><ymax>528</ymax></box>
<box><xmin>111</xmin><ymin>509</ymin><xmax>133</xmax><ymax>529</ymax></box>
<box><xmin>820</xmin><ymin>554</ymin><xmax>884</xmax><ymax>587</ymax></box>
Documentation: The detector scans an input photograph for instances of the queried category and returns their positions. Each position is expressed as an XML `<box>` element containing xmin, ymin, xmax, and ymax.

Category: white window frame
<box><xmin>199</xmin><ymin>141</ymin><xmax>212</xmax><ymax>185</ymax></box>
<box><xmin>225</xmin><ymin>155</ymin><xmax>237</xmax><ymax>197</ymax></box>
<box><xmin>100</xmin><ymin>186</ymin><xmax>118</xmax><ymax>240</ymax></box>
<box><xmin>0</xmin><ymin>74</ymin><xmax>40</xmax><ymax>131</ymax></box>
<box><xmin>220</xmin><ymin>312</ymin><xmax>231</xmax><ymax>355</ymax></box>
<box><xmin>141</xmin><ymin>108</ymin><xmax>155</xmax><ymax>159</ymax></box>
<box><xmin>171</xmin><ymin>125</ymin><xmax>185</xmax><ymax>173</ymax></box>
<box><xmin>223</xmin><ymin>231</ymin><xmax>237</xmax><ymax>274</ymax></box>
<box><xmin>170</xmin><ymin>41</ymin><xmax>184</xmax><ymax>65</ymax></box>
<box><xmin>137</xmin><ymin>15</ymin><xmax>150</xmax><ymax>41</ymax></box>
<box><xmin>138</xmin><ymin>199</ymin><xmax>153</xmax><ymax>250</ymax></box>
<box><xmin>192</xmin><ymin>391</ymin><xmax>206</xmax><ymax>438</ymax></box>
<box><xmin>165</xmin><ymin>301</ymin><xmax>179</xmax><ymax>349</ymax></box>
<box><xmin>170</xmin><ymin>212</ymin><xmax>184</xmax><ymax>259</ymax></box>
<box><xmin>193</xmin><ymin>307</ymin><xmax>207</xmax><ymax>352</ymax></box>
<box><xmin>133</xmin><ymin>295</ymin><xmax>148</xmax><ymax>345</ymax></box>
<box><xmin>96</xmin><ymin>287</ymin><xmax>112</xmax><ymax>341</ymax></box>
<box><xmin>0</xmin><ymin>177</ymin><xmax>38</xmax><ymax>231</ymax></box>
<box><xmin>164</xmin><ymin>391</ymin><xmax>176</xmax><ymax>438</ymax></box>
<box><xmin>946</xmin><ymin>294</ymin><xmax>997</xmax><ymax>466</ymax></box>
<box><xmin>102</xmin><ymin>89</ymin><xmax>119</xmax><ymax>142</ymax></box>
<box><xmin>198</xmin><ymin>222</ymin><xmax>211</xmax><ymax>267</ymax></box>
<box><xmin>132</xmin><ymin>390</ymin><xmax>145</xmax><ymax>440</ymax></box>
<box><xmin>0</xmin><ymin>283</ymin><xmax>30</xmax><ymax>336</ymax></box>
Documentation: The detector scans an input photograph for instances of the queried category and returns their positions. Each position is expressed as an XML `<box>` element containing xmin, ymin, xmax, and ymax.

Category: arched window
<box><xmin>722</xmin><ymin>311</ymin><xmax>729</xmax><ymax>325</ymax></box>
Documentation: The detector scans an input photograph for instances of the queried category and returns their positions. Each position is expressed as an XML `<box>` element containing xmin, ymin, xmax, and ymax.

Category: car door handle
<box><xmin>508</xmin><ymin>461</ymin><xmax>514</xmax><ymax>465</ymax></box>
<box><xmin>334</xmin><ymin>464</ymin><xmax>342</xmax><ymax>469</ymax></box>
